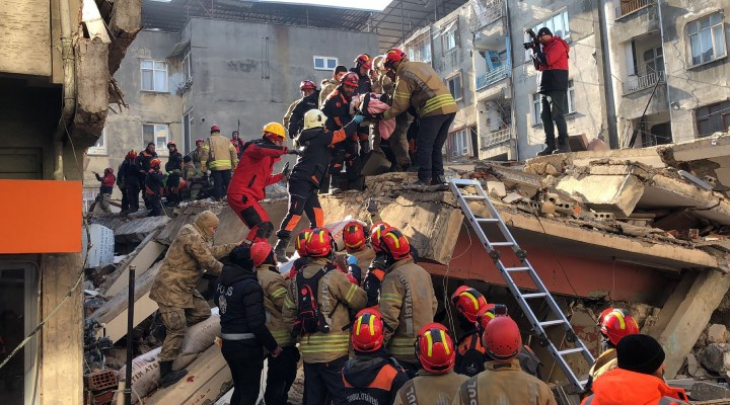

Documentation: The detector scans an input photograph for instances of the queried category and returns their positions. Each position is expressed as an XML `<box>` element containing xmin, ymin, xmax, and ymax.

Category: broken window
<box><xmin>88</xmin><ymin>128</ymin><xmax>107</xmax><ymax>156</ymax></box>
<box><xmin>143</xmin><ymin>124</ymin><xmax>170</xmax><ymax>153</ymax></box>
<box><xmin>141</xmin><ymin>60</ymin><xmax>168</xmax><ymax>92</ymax></box>
<box><xmin>313</xmin><ymin>56</ymin><xmax>338</xmax><ymax>71</ymax></box>
<box><xmin>642</xmin><ymin>47</ymin><xmax>664</xmax><ymax>75</ymax></box>
<box><xmin>447</xmin><ymin>73</ymin><xmax>462</xmax><ymax>101</ymax></box>
<box><xmin>687</xmin><ymin>13</ymin><xmax>726</xmax><ymax>66</ymax></box>
<box><xmin>696</xmin><ymin>100</ymin><xmax>730</xmax><ymax>137</ymax></box>
<box><xmin>407</xmin><ymin>35</ymin><xmax>432</xmax><ymax>64</ymax></box>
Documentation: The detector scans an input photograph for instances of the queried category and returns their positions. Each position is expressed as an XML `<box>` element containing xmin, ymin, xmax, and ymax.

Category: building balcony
<box><xmin>613</xmin><ymin>0</ymin><xmax>659</xmax><ymax>43</ymax></box>
<box><xmin>469</xmin><ymin>0</ymin><xmax>503</xmax><ymax>32</ymax></box>
<box><xmin>476</xmin><ymin>64</ymin><xmax>510</xmax><ymax>91</ymax></box>
<box><xmin>481</xmin><ymin>128</ymin><xmax>511</xmax><ymax>148</ymax></box>
<box><xmin>615</xmin><ymin>0</ymin><xmax>655</xmax><ymax>19</ymax></box>
<box><xmin>623</xmin><ymin>71</ymin><xmax>665</xmax><ymax>94</ymax></box>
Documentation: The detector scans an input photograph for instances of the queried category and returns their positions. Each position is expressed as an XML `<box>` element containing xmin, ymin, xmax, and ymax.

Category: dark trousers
<box><xmin>416</xmin><ymin>113</ymin><xmax>455</xmax><ymax>182</ymax></box>
<box><xmin>211</xmin><ymin>169</ymin><xmax>232</xmax><ymax>201</ymax></box>
<box><xmin>540</xmin><ymin>90</ymin><xmax>569</xmax><ymax>145</ymax></box>
<box><xmin>126</xmin><ymin>184</ymin><xmax>140</xmax><ymax>212</ymax></box>
<box><xmin>277</xmin><ymin>179</ymin><xmax>323</xmax><ymax>239</ymax></box>
<box><xmin>148</xmin><ymin>194</ymin><xmax>162</xmax><ymax>217</ymax></box>
<box><xmin>121</xmin><ymin>187</ymin><xmax>130</xmax><ymax>212</ymax></box>
<box><xmin>304</xmin><ymin>356</ymin><xmax>348</xmax><ymax>405</ymax></box>
<box><xmin>265</xmin><ymin>346</ymin><xmax>300</xmax><ymax>405</ymax></box>
<box><xmin>221</xmin><ymin>340</ymin><xmax>264</xmax><ymax>405</ymax></box>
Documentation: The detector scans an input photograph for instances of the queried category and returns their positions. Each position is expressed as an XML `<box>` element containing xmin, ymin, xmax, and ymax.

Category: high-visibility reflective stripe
<box><xmin>208</xmin><ymin>160</ymin><xmax>232</xmax><ymax>168</ymax></box>
<box><xmin>284</xmin><ymin>297</ymin><xmax>296</xmax><ymax>308</ymax></box>
<box><xmin>440</xmin><ymin>330</ymin><xmax>450</xmax><ymax>355</ymax></box>
<box><xmin>423</xmin><ymin>94</ymin><xmax>454</xmax><ymax>107</ymax></box>
<box><xmin>271</xmin><ymin>330</ymin><xmax>292</xmax><ymax>345</ymax></box>
<box><xmin>345</xmin><ymin>284</ymin><xmax>358</xmax><ymax>302</ymax></box>
<box><xmin>272</xmin><ymin>288</ymin><xmax>288</xmax><ymax>298</ymax></box>
<box><xmin>381</xmin><ymin>293</ymin><xmax>402</xmax><ymax>302</ymax></box>
<box><xmin>425</xmin><ymin>331</ymin><xmax>434</xmax><ymax>356</ymax></box>
<box><xmin>421</xmin><ymin>99</ymin><xmax>456</xmax><ymax>115</ymax></box>
<box><xmin>394</xmin><ymin>92</ymin><xmax>410</xmax><ymax>98</ymax></box>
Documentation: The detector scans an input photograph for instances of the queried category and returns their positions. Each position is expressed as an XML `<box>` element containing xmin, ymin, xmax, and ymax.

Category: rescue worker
<box><xmin>343</xmin><ymin>221</ymin><xmax>376</xmax><ymax>270</ymax></box>
<box><xmin>284</xmin><ymin>99</ymin><xmax>301</xmax><ymax>136</ymax></box>
<box><xmin>363</xmin><ymin>222</ymin><xmax>389</xmax><ymax>308</ymax></box>
<box><xmin>117</xmin><ymin>150</ymin><xmax>140</xmax><ymax>213</ymax></box>
<box><xmin>342</xmin><ymin>309</ymin><xmax>409</xmax><ymax>405</ymax></box>
<box><xmin>379</xmin><ymin>49</ymin><xmax>458</xmax><ymax>186</ymax></box>
<box><xmin>322</xmin><ymin>72</ymin><xmax>361</xmax><ymax>192</ymax></box>
<box><xmin>204</xmin><ymin>125</ymin><xmax>239</xmax><ymax>201</ymax></box>
<box><xmin>451</xmin><ymin>286</ymin><xmax>489</xmax><ymax>377</ymax></box>
<box><xmin>273</xmin><ymin>109</ymin><xmax>365</xmax><ymax>262</ymax></box>
<box><xmin>191</xmin><ymin>138</ymin><xmax>208</xmax><ymax>171</ymax></box>
<box><xmin>250</xmin><ymin>242</ymin><xmax>298</xmax><ymax>405</ymax></box>
<box><xmin>393</xmin><ymin>324</ymin><xmax>467</xmax><ymax>405</ymax></box>
<box><xmin>320</xmin><ymin>65</ymin><xmax>349</xmax><ymax>108</ymax></box>
<box><xmin>454</xmin><ymin>316</ymin><xmax>557</xmax><ymax>405</ymax></box>
<box><xmin>137</xmin><ymin>142</ymin><xmax>158</xmax><ymax>209</ymax></box>
<box><xmin>288</xmin><ymin>228</ymin><xmax>312</xmax><ymax>280</ymax></box>
<box><xmin>231</xmin><ymin>131</ymin><xmax>244</xmax><ymax>159</ymax></box>
<box><xmin>145</xmin><ymin>159</ymin><xmax>165</xmax><ymax>217</ymax></box>
<box><xmin>378</xmin><ymin>227</ymin><xmax>438</xmax><ymax>376</ymax></box>
<box><xmin>282</xmin><ymin>228</ymin><xmax>367</xmax><ymax>405</ymax></box>
<box><xmin>287</xmin><ymin>80</ymin><xmax>321</xmax><ymax>140</ymax></box>
<box><xmin>227</xmin><ymin>122</ymin><xmax>292</xmax><ymax>243</ymax></box>
<box><xmin>165</xmin><ymin>141</ymin><xmax>184</xmax><ymax>206</ymax></box>
<box><xmin>93</xmin><ymin>168</ymin><xmax>116</xmax><ymax>213</ymax></box>
<box><xmin>351</xmin><ymin>54</ymin><xmax>373</xmax><ymax>95</ymax></box>
<box><xmin>370</xmin><ymin>55</ymin><xmax>412</xmax><ymax>171</ymax></box>
<box><xmin>582</xmin><ymin>334</ymin><xmax>689</xmax><ymax>404</ymax></box>
<box><xmin>182</xmin><ymin>155</ymin><xmax>205</xmax><ymax>200</ymax></box>
<box><xmin>585</xmin><ymin>308</ymin><xmax>640</xmax><ymax>392</ymax></box>
<box><xmin>148</xmin><ymin>210</ymin><xmax>239</xmax><ymax>387</ymax></box>
<box><xmin>215</xmin><ymin>245</ymin><xmax>282</xmax><ymax>405</ymax></box>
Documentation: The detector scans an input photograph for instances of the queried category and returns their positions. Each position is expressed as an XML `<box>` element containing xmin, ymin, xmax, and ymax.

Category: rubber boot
<box><xmin>159</xmin><ymin>361</ymin><xmax>187</xmax><ymax>388</ymax></box>
<box><xmin>274</xmin><ymin>237</ymin><xmax>291</xmax><ymax>263</ymax></box>
<box><xmin>553</xmin><ymin>138</ymin><xmax>572</xmax><ymax>154</ymax></box>
<box><xmin>536</xmin><ymin>140</ymin><xmax>556</xmax><ymax>156</ymax></box>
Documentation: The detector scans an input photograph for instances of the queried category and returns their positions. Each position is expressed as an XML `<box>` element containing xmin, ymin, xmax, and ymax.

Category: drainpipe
<box><xmin>597</xmin><ymin>0</ymin><xmax>619</xmax><ymax>149</ymax></box>
<box><xmin>52</xmin><ymin>0</ymin><xmax>77</xmax><ymax>180</ymax></box>
<box><xmin>503</xmin><ymin>0</ymin><xmax>519</xmax><ymax>161</ymax></box>
<box><xmin>655</xmin><ymin>0</ymin><xmax>674</xmax><ymax>141</ymax></box>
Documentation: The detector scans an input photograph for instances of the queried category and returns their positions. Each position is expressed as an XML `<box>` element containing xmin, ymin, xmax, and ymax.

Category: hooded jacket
<box><xmin>288</xmin><ymin>90</ymin><xmax>321</xmax><ymax>137</ymax></box>
<box><xmin>454</xmin><ymin>359</ymin><xmax>556</xmax><ymax>405</ymax></box>
<box><xmin>581</xmin><ymin>368</ymin><xmax>689</xmax><ymax>405</ymax></box>
<box><xmin>394</xmin><ymin>370</ymin><xmax>467</xmax><ymax>405</ymax></box>
<box><xmin>382</xmin><ymin>60</ymin><xmax>457</xmax><ymax>121</ymax></box>
<box><xmin>586</xmin><ymin>348</ymin><xmax>618</xmax><ymax>391</ymax></box>
<box><xmin>342</xmin><ymin>351</ymin><xmax>409</xmax><ymax>405</ymax></box>
<box><xmin>228</xmin><ymin>138</ymin><xmax>287</xmax><ymax>201</ymax></box>
<box><xmin>149</xmin><ymin>211</ymin><xmax>238</xmax><ymax>308</ymax></box>
<box><xmin>256</xmin><ymin>264</ymin><xmax>292</xmax><ymax>347</ymax></box>
<box><xmin>534</xmin><ymin>36</ymin><xmax>570</xmax><ymax>94</ymax></box>
<box><xmin>289</xmin><ymin>119</ymin><xmax>359</xmax><ymax>188</ymax></box>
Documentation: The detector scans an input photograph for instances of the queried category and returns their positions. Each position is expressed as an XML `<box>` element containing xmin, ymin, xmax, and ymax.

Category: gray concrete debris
<box><xmin>690</xmin><ymin>381</ymin><xmax>730</xmax><ymax>401</ymax></box>
<box><xmin>709</xmin><ymin>324</ymin><xmax>729</xmax><ymax>344</ymax></box>
<box><xmin>700</xmin><ymin>343</ymin><xmax>728</xmax><ymax>373</ymax></box>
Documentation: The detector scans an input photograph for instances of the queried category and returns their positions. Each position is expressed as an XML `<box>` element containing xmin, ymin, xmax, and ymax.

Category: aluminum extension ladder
<box><xmin>449</xmin><ymin>178</ymin><xmax>594</xmax><ymax>391</ymax></box>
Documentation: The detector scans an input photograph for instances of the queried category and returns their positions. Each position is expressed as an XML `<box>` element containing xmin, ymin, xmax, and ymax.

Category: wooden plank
<box><xmin>0</xmin><ymin>0</ymin><xmax>51</xmax><ymax>77</ymax></box>
<box><xmin>104</xmin><ymin>236</ymin><xmax>165</xmax><ymax>298</ymax></box>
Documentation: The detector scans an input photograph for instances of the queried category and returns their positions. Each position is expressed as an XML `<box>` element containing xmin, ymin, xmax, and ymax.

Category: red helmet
<box><xmin>342</xmin><ymin>72</ymin><xmax>359</xmax><ymax>87</ymax></box>
<box><xmin>354</xmin><ymin>54</ymin><xmax>372</xmax><ymax>69</ymax></box>
<box><xmin>300</xmin><ymin>80</ymin><xmax>317</xmax><ymax>90</ymax></box>
<box><xmin>416</xmin><ymin>323</ymin><xmax>456</xmax><ymax>374</ymax></box>
<box><xmin>305</xmin><ymin>228</ymin><xmax>335</xmax><ymax>258</ymax></box>
<box><xmin>196</xmin><ymin>138</ymin><xmax>205</xmax><ymax>144</ymax></box>
<box><xmin>295</xmin><ymin>228</ymin><xmax>313</xmax><ymax>257</ymax></box>
<box><xmin>150</xmin><ymin>158</ymin><xmax>162</xmax><ymax>168</ymax></box>
<box><xmin>384</xmin><ymin>48</ymin><xmax>406</xmax><ymax>69</ymax></box>
<box><xmin>211</xmin><ymin>125</ymin><xmax>221</xmax><ymax>132</ymax></box>
<box><xmin>380</xmin><ymin>227</ymin><xmax>411</xmax><ymax>261</ymax></box>
<box><xmin>251</xmin><ymin>242</ymin><xmax>274</xmax><ymax>267</ymax></box>
<box><xmin>451</xmin><ymin>286</ymin><xmax>488</xmax><ymax>323</ymax></box>
<box><xmin>126</xmin><ymin>150</ymin><xmax>137</xmax><ymax>159</ymax></box>
<box><xmin>599</xmin><ymin>309</ymin><xmax>640</xmax><ymax>347</ymax></box>
<box><xmin>104</xmin><ymin>167</ymin><xmax>114</xmax><ymax>175</ymax></box>
<box><xmin>167</xmin><ymin>141</ymin><xmax>177</xmax><ymax>148</ymax></box>
<box><xmin>351</xmin><ymin>309</ymin><xmax>384</xmax><ymax>353</ymax></box>
<box><xmin>343</xmin><ymin>221</ymin><xmax>367</xmax><ymax>251</ymax></box>
<box><xmin>369</xmin><ymin>222</ymin><xmax>390</xmax><ymax>252</ymax></box>
<box><xmin>482</xmin><ymin>316</ymin><xmax>521</xmax><ymax>362</ymax></box>
<box><xmin>476</xmin><ymin>305</ymin><xmax>497</xmax><ymax>333</ymax></box>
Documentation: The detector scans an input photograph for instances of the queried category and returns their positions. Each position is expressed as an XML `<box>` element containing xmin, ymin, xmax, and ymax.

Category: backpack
<box><xmin>292</xmin><ymin>268</ymin><xmax>331</xmax><ymax>337</ymax></box>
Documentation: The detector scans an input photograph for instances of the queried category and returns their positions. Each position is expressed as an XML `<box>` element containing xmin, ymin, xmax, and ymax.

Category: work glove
<box><xmin>366</xmin><ymin>198</ymin><xmax>378</xmax><ymax>214</ymax></box>
<box><xmin>281</xmin><ymin>162</ymin><xmax>290</xmax><ymax>181</ymax></box>
<box><xmin>287</xmin><ymin>149</ymin><xmax>301</xmax><ymax>156</ymax></box>
<box><xmin>351</xmin><ymin>114</ymin><xmax>366</xmax><ymax>124</ymax></box>
<box><xmin>347</xmin><ymin>254</ymin><xmax>359</xmax><ymax>266</ymax></box>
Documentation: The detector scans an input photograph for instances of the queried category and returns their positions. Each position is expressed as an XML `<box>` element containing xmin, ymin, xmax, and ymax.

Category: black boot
<box><xmin>159</xmin><ymin>361</ymin><xmax>187</xmax><ymax>388</ymax></box>
<box><xmin>431</xmin><ymin>175</ymin><xmax>446</xmax><ymax>185</ymax></box>
<box><xmin>536</xmin><ymin>140</ymin><xmax>556</xmax><ymax>156</ymax></box>
<box><xmin>553</xmin><ymin>138</ymin><xmax>572</xmax><ymax>154</ymax></box>
<box><xmin>274</xmin><ymin>237</ymin><xmax>290</xmax><ymax>263</ymax></box>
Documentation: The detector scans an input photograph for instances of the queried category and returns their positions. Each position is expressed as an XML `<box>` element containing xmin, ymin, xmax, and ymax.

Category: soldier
<box><xmin>148</xmin><ymin>210</ymin><xmax>239</xmax><ymax>387</ymax></box>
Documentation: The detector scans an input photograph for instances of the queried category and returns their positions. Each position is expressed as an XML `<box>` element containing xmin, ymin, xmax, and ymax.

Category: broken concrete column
<box><xmin>74</xmin><ymin>36</ymin><xmax>109</xmax><ymax>146</ymax></box>
<box><xmin>107</xmin><ymin>0</ymin><xmax>142</xmax><ymax>75</ymax></box>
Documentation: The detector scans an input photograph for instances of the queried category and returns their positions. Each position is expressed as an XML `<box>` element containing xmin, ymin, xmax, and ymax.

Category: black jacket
<box><xmin>145</xmin><ymin>169</ymin><xmax>165</xmax><ymax>196</ymax></box>
<box><xmin>322</xmin><ymin>86</ymin><xmax>352</xmax><ymax>131</ymax></box>
<box><xmin>290</xmin><ymin>119</ymin><xmax>359</xmax><ymax>187</ymax></box>
<box><xmin>118</xmin><ymin>158</ymin><xmax>141</xmax><ymax>189</ymax></box>
<box><xmin>137</xmin><ymin>149</ymin><xmax>158</xmax><ymax>173</ymax></box>
<box><xmin>342</xmin><ymin>351</ymin><xmax>409</xmax><ymax>405</ymax></box>
<box><xmin>349</xmin><ymin>67</ymin><xmax>373</xmax><ymax>97</ymax></box>
<box><xmin>288</xmin><ymin>90</ymin><xmax>321</xmax><ymax>137</ymax></box>
<box><xmin>165</xmin><ymin>152</ymin><xmax>183</xmax><ymax>174</ymax></box>
<box><xmin>215</xmin><ymin>262</ymin><xmax>278</xmax><ymax>351</ymax></box>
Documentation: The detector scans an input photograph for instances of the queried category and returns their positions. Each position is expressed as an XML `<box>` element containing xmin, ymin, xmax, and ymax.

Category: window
<box><xmin>525</xmin><ymin>11</ymin><xmax>570</xmax><ymax>61</ymax></box>
<box><xmin>88</xmin><ymin>128</ymin><xmax>107</xmax><ymax>155</ymax></box>
<box><xmin>442</xmin><ymin>22</ymin><xmax>458</xmax><ymax>52</ymax></box>
<box><xmin>687</xmin><ymin>13</ymin><xmax>726</xmax><ymax>66</ymax></box>
<box><xmin>141</xmin><ymin>60</ymin><xmax>168</xmax><ymax>92</ymax></box>
<box><xmin>182</xmin><ymin>111</ymin><xmax>194</xmax><ymax>153</ymax></box>
<box><xmin>143</xmin><ymin>124</ymin><xmax>170</xmax><ymax>154</ymax></box>
<box><xmin>314</xmin><ymin>56</ymin><xmax>338</xmax><ymax>71</ymax></box>
<box><xmin>407</xmin><ymin>38</ymin><xmax>432</xmax><ymax>64</ymax></box>
<box><xmin>450</xmin><ymin>129</ymin><xmax>471</xmax><ymax>157</ymax></box>
<box><xmin>567</xmin><ymin>80</ymin><xmax>576</xmax><ymax>113</ymax></box>
<box><xmin>532</xmin><ymin>80</ymin><xmax>575</xmax><ymax>125</ymax></box>
<box><xmin>447</xmin><ymin>74</ymin><xmax>462</xmax><ymax>101</ymax></box>
<box><xmin>642</xmin><ymin>47</ymin><xmax>664</xmax><ymax>75</ymax></box>
<box><xmin>183</xmin><ymin>52</ymin><xmax>192</xmax><ymax>81</ymax></box>
<box><xmin>696</xmin><ymin>100</ymin><xmax>730</xmax><ymax>137</ymax></box>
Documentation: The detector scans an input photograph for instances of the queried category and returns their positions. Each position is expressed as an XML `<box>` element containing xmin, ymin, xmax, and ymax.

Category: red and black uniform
<box><xmin>288</xmin><ymin>90</ymin><xmax>321</xmax><ymax>139</ymax></box>
<box><xmin>95</xmin><ymin>172</ymin><xmax>115</xmax><ymax>195</ymax></box>
<box><xmin>228</xmin><ymin>138</ymin><xmax>288</xmax><ymax>242</ymax></box>
<box><xmin>137</xmin><ymin>148</ymin><xmax>158</xmax><ymax>209</ymax></box>
<box><xmin>342</xmin><ymin>352</ymin><xmax>409</xmax><ymax>405</ymax></box>
<box><xmin>165</xmin><ymin>151</ymin><xmax>184</xmax><ymax>205</ymax></box>
<box><xmin>145</xmin><ymin>168</ymin><xmax>165</xmax><ymax>217</ymax></box>
<box><xmin>455</xmin><ymin>326</ymin><xmax>486</xmax><ymax>377</ymax></box>
<box><xmin>322</xmin><ymin>86</ymin><xmax>360</xmax><ymax>190</ymax></box>
<box><xmin>533</xmin><ymin>35</ymin><xmax>570</xmax><ymax>149</ymax></box>
<box><xmin>118</xmin><ymin>157</ymin><xmax>141</xmax><ymax>212</ymax></box>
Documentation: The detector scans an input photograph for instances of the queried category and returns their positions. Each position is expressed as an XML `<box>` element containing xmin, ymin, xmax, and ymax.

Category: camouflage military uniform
<box><xmin>149</xmin><ymin>211</ymin><xmax>238</xmax><ymax>362</ymax></box>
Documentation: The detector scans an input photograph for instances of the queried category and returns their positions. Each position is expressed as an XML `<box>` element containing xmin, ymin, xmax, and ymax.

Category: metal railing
<box><xmin>615</xmin><ymin>0</ymin><xmax>655</xmax><ymax>18</ymax></box>
<box><xmin>623</xmin><ymin>71</ymin><xmax>665</xmax><ymax>94</ymax></box>
<box><xmin>469</xmin><ymin>0</ymin><xmax>503</xmax><ymax>30</ymax></box>
<box><xmin>481</xmin><ymin>128</ymin><xmax>511</xmax><ymax>148</ymax></box>
<box><xmin>476</xmin><ymin>64</ymin><xmax>510</xmax><ymax>90</ymax></box>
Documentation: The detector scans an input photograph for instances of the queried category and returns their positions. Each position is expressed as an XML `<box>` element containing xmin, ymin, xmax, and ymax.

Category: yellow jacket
<box><xmin>453</xmin><ymin>360</ymin><xmax>557</xmax><ymax>405</ymax></box>
<box><xmin>256</xmin><ymin>264</ymin><xmax>292</xmax><ymax>347</ymax></box>
<box><xmin>383</xmin><ymin>60</ymin><xmax>457</xmax><ymax>120</ymax></box>
<box><xmin>394</xmin><ymin>370</ymin><xmax>468</xmax><ymax>405</ymax></box>
<box><xmin>204</xmin><ymin>132</ymin><xmax>238</xmax><ymax>171</ymax></box>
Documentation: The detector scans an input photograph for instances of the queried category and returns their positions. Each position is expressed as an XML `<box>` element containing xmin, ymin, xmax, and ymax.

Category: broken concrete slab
<box><xmin>700</xmin><ymin>343</ymin><xmax>727</xmax><ymax>373</ymax></box>
<box><xmin>690</xmin><ymin>381</ymin><xmax>730</xmax><ymax>401</ymax></box>
<box><xmin>555</xmin><ymin>173</ymin><xmax>645</xmax><ymax>217</ymax></box>
<box><xmin>637</xmin><ymin>174</ymin><xmax>730</xmax><ymax>226</ymax></box>
<box><xmin>114</xmin><ymin>216</ymin><xmax>171</xmax><ymax>244</ymax></box>
<box><xmin>709</xmin><ymin>324</ymin><xmax>729</xmax><ymax>344</ymax></box>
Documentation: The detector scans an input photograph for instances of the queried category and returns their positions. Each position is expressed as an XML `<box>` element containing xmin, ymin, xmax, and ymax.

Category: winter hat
<box><xmin>537</xmin><ymin>27</ymin><xmax>553</xmax><ymax>37</ymax></box>
<box><xmin>194</xmin><ymin>210</ymin><xmax>220</xmax><ymax>239</ymax></box>
<box><xmin>617</xmin><ymin>334</ymin><xmax>665</xmax><ymax>375</ymax></box>
<box><xmin>229</xmin><ymin>245</ymin><xmax>253</xmax><ymax>269</ymax></box>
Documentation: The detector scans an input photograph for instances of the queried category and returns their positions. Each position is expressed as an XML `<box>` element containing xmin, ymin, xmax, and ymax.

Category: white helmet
<box><xmin>303</xmin><ymin>109</ymin><xmax>326</xmax><ymax>130</ymax></box>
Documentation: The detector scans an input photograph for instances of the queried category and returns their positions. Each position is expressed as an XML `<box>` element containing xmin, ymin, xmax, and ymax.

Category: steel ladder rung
<box><xmin>476</xmin><ymin>218</ymin><xmax>499</xmax><ymax>223</ymax></box>
<box><xmin>461</xmin><ymin>195</ymin><xmax>486</xmax><ymax>200</ymax></box>
<box><xmin>490</xmin><ymin>242</ymin><xmax>514</xmax><ymax>247</ymax></box>
<box><xmin>558</xmin><ymin>348</ymin><xmax>586</xmax><ymax>357</ymax></box>
<box><xmin>504</xmin><ymin>266</ymin><xmax>530</xmax><ymax>272</ymax></box>
<box><xmin>521</xmin><ymin>292</ymin><xmax>547</xmax><ymax>299</ymax></box>
<box><xmin>539</xmin><ymin>320</ymin><xmax>565</xmax><ymax>327</ymax></box>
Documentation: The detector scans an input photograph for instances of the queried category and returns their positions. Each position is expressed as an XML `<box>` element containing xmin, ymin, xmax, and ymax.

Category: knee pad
<box><xmin>257</xmin><ymin>221</ymin><xmax>274</xmax><ymax>239</ymax></box>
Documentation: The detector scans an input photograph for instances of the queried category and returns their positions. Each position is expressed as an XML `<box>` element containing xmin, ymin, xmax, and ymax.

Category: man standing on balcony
<box><xmin>532</xmin><ymin>27</ymin><xmax>572</xmax><ymax>156</ymax></box>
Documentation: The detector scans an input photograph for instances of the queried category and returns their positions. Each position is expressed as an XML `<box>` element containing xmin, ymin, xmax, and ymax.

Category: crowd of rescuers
<box><xmin>148</xmin><ymin>204</ymin><xmax>690</xmax><ymax>405</ymax></box>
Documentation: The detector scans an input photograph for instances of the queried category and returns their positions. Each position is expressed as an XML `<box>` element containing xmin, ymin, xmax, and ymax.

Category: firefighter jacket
<box><xmin>534</xmin><ymin>36</ymin><xmax>570</xmax><ymax>94</ymax></box>
<box><xmin>118</xmin><ymin>158</ymin><xmax>141</xmax><ymax>189</ymax></box>
<box><xmin>283</xmin><ymin>98</ymin><xmax>302</xmax><ymax>131</ymax></box>
<box><xmin>288</xmin><ymin>90</ymin><xmax>321</xmax><ymax>137</ymax></box>
<box><xmin>256</xmin><ymin>264</ymin><xmax>292</xmax><ymax>347</ymax></box>
<box><xmin>95</xmin><ymin>172</ymin><xmax>116</xmax><ymax>194</ymax></box>
<box><xmin>322</xmin><ymin>86</ymin><xmax>353</xmax><ymax>131</ymax></box>
<box><xmin>342</xmin><ymin>352</ymin><xmax>409</xmax><ymax>405</ymax></box>
<box><xmin>380</xmin><ymin>258</ymin><xmax>438</xmax><ymax>364</ymax></box>
<box><xmin>587</xmin><ymin>348</ymin><xmax>618</xmax><ymax>390</ymax></box>
<box><xmin>453</xmin><ymin>360</ymin><xmax>557</xmax><ymax>405</ymax></box>
<box><xmin>582</xmin><ymin>367</ymin><xmax>689</xmax><ymax>405</ymax></box>
<box><xmin>229</xmin><ymin>138</ymin><xmax>287</xmax><ymax>201</ymax></box>
<box><xmin>205</xmin><ymin>132</ymin><xmax>238</xmax><ymax>171</ymax></box>
<box><xmin>137</xmin><ymin>149</ymin><xmax>158</xmax><ymax>172</ymax></box>
<box><xmin>350</xmin><ymin>246</ymin><xmax>376</xmax><ymax>270</ymax></box>
<box><xmin>183</xmin><ymin>162</ymin><xmax>204</xmax><ymax>182</ymax></box>
<box><xmin>349</xmin><ymin>68</ymin><xmax>373</xmax><ymax>97</ymax></box>
<box><xmin>165</xmin><ymin>151</ymin><xmax>183</xmax><ymax>174</ymax></box>
<box><xmin>382</xmin><ymin>60</ymin><xmax>457</xmax><ymax>121</ymax></box>
<box><xmin>191</xmin><ymin>147</ymin><xmax>208</xmax><ymax>171</ymax></box>
<box><xmin>282</xmin><ymin>257</ymin><xmax>367</xmax><ymax>364</ymax></box>
<box><xmin>319</xmin><ymin>79</ymin><xmax>339</xmax><ymax>108</ymax></box>
<box><xmin>149</xmin><ymin>220</ymin><xmax>238</xmax><ymax>308</ymax></box>
<box><xmin>394</xmin><ymin>370</ymin><xmax>468</xmax><ymax>405</ymax></box>
<box><xmin>289</xmin><ymin>119</ymin><xmax>359</xmax><ymax>188</ymax></box>
<box><xmin>455</xmin><ymin>330</ymin><xmax>486</xmax><ymax>377</ymax></box>
<box><xmin>144</xmin><ymin>169</ymin><xmax>164</xmax><ymax>196</ymax></box>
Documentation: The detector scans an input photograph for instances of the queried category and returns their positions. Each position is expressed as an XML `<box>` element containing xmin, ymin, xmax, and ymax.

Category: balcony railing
<box><xmin>469</xmin><ymin>0</ymin><xmax>503</xmax><ymax>31</ymax></box>
<box><xmin>615</xmin><ymin>0</ymin><xmax>655</xmax><ymax>19</ymax></box>
<box><xmin>623</xmin><ymin>71</ymin><xmax>665</xmax><ymax>94</ymax></box>
<box><xmin>481</xmin><ymin>128</ymin><xmax>511</xmax><ymax>148</ymax></box>
<box><xmin>476</xmin><ymin>64</ymin><xmax>510</xmax><ymax>90</ymax></box>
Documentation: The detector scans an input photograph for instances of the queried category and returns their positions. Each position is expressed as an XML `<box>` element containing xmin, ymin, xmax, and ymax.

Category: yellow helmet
<box><xmin>303</xmin><ymin>109</ymin><xmax>326</xmax><ymax>130</ymax></box>
<box><xmin>262</xmin><ymin>122</ymin><xmax>286</xmax><ymax>140</ymax></box>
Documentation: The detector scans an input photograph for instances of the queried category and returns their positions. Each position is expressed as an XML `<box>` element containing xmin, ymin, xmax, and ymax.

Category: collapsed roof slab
<box><xmin>636</xmin><ymin>174</ymin><xmax>730</xmax><ymax>226</ymax></box>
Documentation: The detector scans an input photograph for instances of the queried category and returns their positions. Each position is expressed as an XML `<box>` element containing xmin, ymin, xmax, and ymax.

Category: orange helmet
<box><xmin>369</xmin><ymin>222</ymin><xmax>390</xmax><ymax>252</ymax></box>
<box><xmin>250</xmin><ymin>242</ymin><xmax>274</xmax><ymax>267</ymax></box>
<box><xmin>599</xmin><ymin>309</ymin><xmax>640</xmax><ymax>347</ymax></box>
<box><xmin>343</xmin><ymin>221</ymin><xmax>367</xmax><ymax>251</ymax></box>
<box><xmin>482</xmin><ymin>316</ymin><xmax>521</xmax><ymax>362</ymax></box>
<box><xmin>305</xmin><ymin>228</ymin><xmax>335</xmax><ymax>258</ymax></box>
<box><xmin>384</xmin><ymin>48</ymin><xmax>406</xmax><ymax>69</ymax></box>
<box><xmin>416</xmin><ymin>323</ymin><xmax>456</xmax><ymax>374</ymax></box>
<box><xmin>300</xmin><ymin>80</ymin><xmax>317</xmax><ymax>90</ymax></box>
<box><xmin>354</xmin><ymin>54</ymin><xmax>372</xmax><ymax>69</ymax></box>
<box><xmin>150</xmin><ymin>158</ymin><xmax>162</xmax><ymax>168</ymax></box>
<box><xmin>295</xmin><ymin>228</ymin><xmax>313</xmax><ymax>257</ymax></box>
<box><xmin>380</xmin><ymin>227</ymin><xmax>411</xmax><ymax>261</ymax></box>
<box><xmin>351</xmin><ymin>309</ymin><xmax>384</xmax><ymax>353</ymax></box>
<box><xmin>451</xmin><ymin>286</ymin><xmax>488</xmax><ymax>323</ymax></box>
<box><xmin>126</xmin><ymin>150</ymin><xmax>137</xmax><ymax>159</ymax></box>
<box><xmin>342</xmin><ymin>72</ymin><xmax>359</xmax><ymax>87</ymax></box>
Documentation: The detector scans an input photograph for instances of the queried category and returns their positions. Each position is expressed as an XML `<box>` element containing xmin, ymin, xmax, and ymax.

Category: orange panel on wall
<box><xmin>0</xmin><ymin>180</ymin><xmax>82</xmax><ymax>253</ymax></box>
